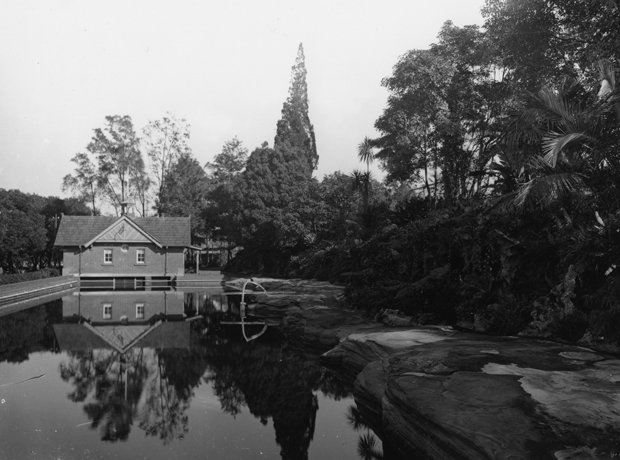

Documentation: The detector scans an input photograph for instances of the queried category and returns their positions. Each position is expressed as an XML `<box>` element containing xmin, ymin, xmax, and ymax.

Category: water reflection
<box><xmin>53</xmin><ymin>290</ymin><xmax>206</xmax><ymax>443</ymax></box>
<box><xmin>0</xmin><ymin>289</ymin><xmax>380</xmax><ymax>459</ymax></box>
<box><xmin>346</xmin><ymin>406</ymin><xmax>384</xmax><ymax>460</ymax></box>
<box><xmin>0</xmin><ymin>300</ymin><xmax>61</xmax><ymax>363</ymax></box>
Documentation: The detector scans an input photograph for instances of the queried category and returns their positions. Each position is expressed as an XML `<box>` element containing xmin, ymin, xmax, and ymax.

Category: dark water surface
<box><xmin>0</xmin><ymin>289</ymin><xmax>381</xmax><ymax>460</ymax></box>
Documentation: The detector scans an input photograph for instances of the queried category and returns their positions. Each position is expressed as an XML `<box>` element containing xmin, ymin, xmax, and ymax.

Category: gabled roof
<box><xmin>54</xmin><ymin>215</ymin><xmax>191</xmax><ymax>247</ymax></box>
<box><xmin>83</xmin><ymin>215</ymin><xmax>162</xmax><ymax>248</ymax></box>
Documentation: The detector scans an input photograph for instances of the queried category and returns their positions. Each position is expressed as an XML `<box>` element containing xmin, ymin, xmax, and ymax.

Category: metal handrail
<box><xmin>221</xmin><ymin>279</ymin><xmax>268</xmax><ymax>342</ymax></box>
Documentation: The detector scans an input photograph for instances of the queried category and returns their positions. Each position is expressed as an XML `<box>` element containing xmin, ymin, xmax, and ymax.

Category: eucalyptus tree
<box><xmin>87</xmin><ymin>115</ymin><xmax>146</xmax><ymax>215</ymax></box>
<box><xmin>143</xmin><ymin>114</ymin><xmax>191</xmax><ymax>216</ymax></box>
<box><xmin>129</xmin><ymin>157</ymin><xmax>152</xmax><ymax>217</ymax></box>
<box><xmin>62</xmin><ymin>152</ymin><xmax>104</xmax><ymax>215</ymax></box>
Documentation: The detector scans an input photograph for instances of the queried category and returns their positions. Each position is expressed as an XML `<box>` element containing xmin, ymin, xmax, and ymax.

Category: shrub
<box><xmin>0</xmin><ymin>268</ymin><xmax>60</xmax><ymax>286</ymax></box>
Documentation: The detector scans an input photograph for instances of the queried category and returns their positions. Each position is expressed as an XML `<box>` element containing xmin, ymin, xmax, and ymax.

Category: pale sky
<box><xmin>0</xmin><ymin>0</ymin><xmax>485</xmax><ymax>200</ymax></box>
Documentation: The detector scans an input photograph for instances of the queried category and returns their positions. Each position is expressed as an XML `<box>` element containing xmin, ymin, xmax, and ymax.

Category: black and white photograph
<box><xmin>1</xmin><ymin>1</ymin><xmax>620</xmax><ymax>458</ymax></box>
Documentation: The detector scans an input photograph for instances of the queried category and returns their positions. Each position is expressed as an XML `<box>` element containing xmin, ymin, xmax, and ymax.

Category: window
<box><xmin>103</xmin><ymin>249</ymin><xmax>113</xmax><ymax>264</ymax></box>
<box><xmin>136</xmin><ymin>303</ymin><xmax>145</xmax><ymax>319</ymax></box>
<box><xmin>103</xmin><ymin>304</ymin><xmax>112</xmax><ymax>320</ymax></box>
<box><xmin>136</xmin><ymin>248</ymin><xmax>145</xmax><ymax>264</ymax></box>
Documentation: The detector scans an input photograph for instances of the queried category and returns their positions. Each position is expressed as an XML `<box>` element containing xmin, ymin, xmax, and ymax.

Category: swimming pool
<box><xmin>0</xmin><ymin>288</ymin><xmax>382</xmax><ymax>460</ymax></box>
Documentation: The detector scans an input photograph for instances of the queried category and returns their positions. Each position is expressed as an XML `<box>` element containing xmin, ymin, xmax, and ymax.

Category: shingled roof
<box><xmin>54</xmin><ymin>215</ymin><xmax>191</xmax><ymax>247</ymax></box>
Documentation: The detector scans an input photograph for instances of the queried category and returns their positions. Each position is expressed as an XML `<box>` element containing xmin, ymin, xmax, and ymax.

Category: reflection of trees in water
<box><xmin>60</xmin><ymin>349</ymin><xmax>148</xmax><ymax>441</ymax></box>
<box><xmin>56</xmin><ymin>309</ymin><xmax>357</xmax><ymax>457</ymax></box>
<box><xmin>138</xmin><ymin>347</ymin><xmax>208</xmax><ymax>443</ymax></box>
<box><xmin>138</xmin><ymin>351</ymin><xmax>189</xmax><ymax>443</ymax></box>
<box><xmin>346</xmin><ymin>405</ymin><xmax>384</xmax><ymax>460</ymax></box>
<box><xmin>4</xmin><ymin>296</ymin><xmax>374</xmax><ymax>457</ymax></box>
<box><xmin>0</xmin><ymin>300</ymin><xmax>61</xmax><ymax>364</ymax></box>
<box><xmin>202</xmin><ymin>334</ymin><xmax>347</xmax><ymax>460</ymax></box>
<box><xmin>59</xmin><ymin>345</ymin><xmax>208</xmax><ymax>444</ymax></box>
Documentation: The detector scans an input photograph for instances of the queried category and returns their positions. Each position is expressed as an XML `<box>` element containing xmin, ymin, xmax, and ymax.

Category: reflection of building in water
<box><xmin>53</xmin><ymin>290</ymin><xmax>199</xmax><ymax>443</ymax></box>
<box><xmin>54</xmin><ymin>290</ymin><xmax>189</xmax><ymax>353</ymax></box>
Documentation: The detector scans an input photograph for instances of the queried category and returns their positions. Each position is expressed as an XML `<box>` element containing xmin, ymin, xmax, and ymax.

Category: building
<box><xmin>54</xmin><ymin>214</ymin><xmax>191</xmax><ymax>282</ymax></box>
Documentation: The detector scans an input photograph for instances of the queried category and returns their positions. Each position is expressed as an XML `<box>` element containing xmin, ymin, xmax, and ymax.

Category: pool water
<box><xmin>0</xmin><ymin>289</ymin><xmax>382</xmax><ymax>460</ymax></box>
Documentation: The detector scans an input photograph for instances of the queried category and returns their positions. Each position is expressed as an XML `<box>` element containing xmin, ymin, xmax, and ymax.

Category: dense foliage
<box><xmin>0</xmin><ymin>189</ymin><xmax>90</xmax><ymax>274</ymax></box>
<box><xmin>224</xmin><ymin>45</ymin><xmax>324</xmax><ymax>273</ymax></box>
<box><xmin>296</xmin><ymin>1</ymin><xmax>620</xmax><ymax>351</ymax></box>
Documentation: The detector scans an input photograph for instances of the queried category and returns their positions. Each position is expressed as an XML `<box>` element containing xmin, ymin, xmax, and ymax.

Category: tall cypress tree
<box><xmin>227</xmin><ymin>44</ymin><xmax>321</xmax><ymax>274</ymax></box>
<box><xmin>274</xmin><ymin>43</ymin><xmax>318</xmax><ymax>176</ymax></box>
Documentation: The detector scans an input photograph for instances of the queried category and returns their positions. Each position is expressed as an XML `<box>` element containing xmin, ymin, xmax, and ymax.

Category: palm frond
<box><xmin>542</xmin><ymin>131</ymin><xmax>594</xmax><ymax>167</ymax></box>
<box><xmin>345</xmin><ymin>405</ymin><xmax>367</xmax><ymax>431</ymax></box>
<box><xmin>515</xmin><ymin>171</ymin><xmax>586</xmax><ymax>210</ymax></box>
<box><xmin>357</xmin><ymin>433</ymin><xmax>383</xmax><ymax>460</ymax></box>
<box><xmin>358</xmin><ymin>137</ymin><xmax>375</xmax><ymax>168</ymax></box>
<box><xmin>537</xmin><ymin>86</ymin><xmax>572</xmax><ymax>121</ymax></box>
<box><xmin>487</xmin><ymin>191</ymin><xmax>518</xmax><ymax>213</ymax></box>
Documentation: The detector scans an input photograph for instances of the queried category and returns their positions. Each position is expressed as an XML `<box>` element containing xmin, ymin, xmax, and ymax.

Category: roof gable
<box><xmin>55</xmin><ymin>215</ymin><xmax>191</xmax><ymax>247</ymax></box>
<box><xmin>84</xmin><ymin>216</ymin><xmax>161</xmax><ymax>248</ymax></box>
<box><xmin>98</xmin><ymin>220</ymin><xmax>151</xmax><ymax>243</ymax></box>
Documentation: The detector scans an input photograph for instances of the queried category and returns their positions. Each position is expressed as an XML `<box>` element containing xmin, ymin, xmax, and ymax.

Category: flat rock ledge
<box><xmin>227</xmin><ymin>278</ymin><xmax>620</xmax><ymax>459</ymax></box>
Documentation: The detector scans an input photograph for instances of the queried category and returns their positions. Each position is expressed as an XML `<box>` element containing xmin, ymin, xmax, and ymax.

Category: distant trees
<box><xmin>0</xmin><ymin>189</ymin><xmax>90</xmax><ymax>273</ymax></box>
<box><xmin>204</xmin><ymin>137</ymin><xmax>248</xmax><ymax>256</ymax></box>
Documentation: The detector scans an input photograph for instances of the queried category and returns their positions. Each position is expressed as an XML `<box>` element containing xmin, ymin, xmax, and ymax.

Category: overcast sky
<box><xmin>0</xmin><ymin>0</ymin><xmax>485</xmax><ymax>201</ymax></box>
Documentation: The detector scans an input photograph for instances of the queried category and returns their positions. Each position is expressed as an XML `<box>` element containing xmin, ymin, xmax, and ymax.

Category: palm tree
<box><xmin>358</xmin><ymin>137</ymin><xmax>375</xmax><ymax>174</ymax></box>
<box><xmin>352</xmin><ymin>137</ymin><xmax>377</xmax><ymax>209</ymax></box>
<box><xmin>496</xmin><ymin>60</ymin><xmax>620</xmax><ymax>212</ymax></box>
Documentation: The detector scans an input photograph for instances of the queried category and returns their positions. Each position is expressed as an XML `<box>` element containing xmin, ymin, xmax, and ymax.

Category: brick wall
<box><xmin>62</xmin><ymin>244</ymin><xmax>185</xmax><ymax>276</ymax></box>
<box><xmin>62</xmin><ymin>290</ymin><xmax>185</xmax><ymax>321</ymax></box>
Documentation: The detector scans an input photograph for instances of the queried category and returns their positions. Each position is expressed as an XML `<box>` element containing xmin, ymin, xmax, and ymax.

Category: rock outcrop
<box><xmin>324</xmin><ymin>330</ymin><xmax>620</xmax><ymax>459</ymax></box>
<box><xmin>226</xmin><ymin>278</ymin><xmax>620</xmax><ymax>459</ymax></box>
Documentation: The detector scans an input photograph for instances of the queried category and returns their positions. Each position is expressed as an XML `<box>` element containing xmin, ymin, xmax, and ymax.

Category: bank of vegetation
<box><xmin>3</xmin><ymin>1</ymin><xmax>620</xmax><ymax>348</ymax></box>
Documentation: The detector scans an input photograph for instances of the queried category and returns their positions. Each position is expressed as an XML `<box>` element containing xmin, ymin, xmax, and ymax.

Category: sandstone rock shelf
<box><xmin>228</xmin><ymin>277</ymin><xmax>620</xmax><ymax>459</ymax></box>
